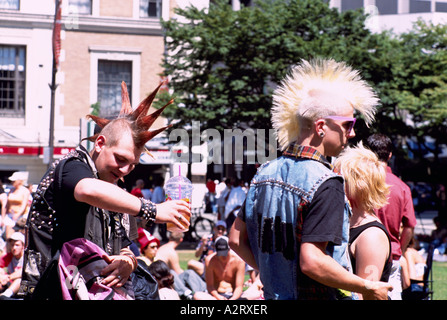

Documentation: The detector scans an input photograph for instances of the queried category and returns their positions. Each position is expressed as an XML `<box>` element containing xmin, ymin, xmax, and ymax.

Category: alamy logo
<box><xmin>168</xmin><ymin>121</ymin><xmax>278</xmax><ymax>165</ymax></box>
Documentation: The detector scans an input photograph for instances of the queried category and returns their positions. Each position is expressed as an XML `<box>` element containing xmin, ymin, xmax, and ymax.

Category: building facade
<box><xmin>0</xmin><ymin>0</ymin><xmax>209</xmax><ymax>189</ymax></box>
<box><xmin>1</xmin><ymin>0</ymin><xmax>445</xmax><ymax>188</ymax></box>
<box><xmin>330</xmin><ymin>0</ymin><xmax>447</xmax><ymax>33</ymax></box>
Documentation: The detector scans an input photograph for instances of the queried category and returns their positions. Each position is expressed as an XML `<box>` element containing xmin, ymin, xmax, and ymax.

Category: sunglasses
<box><xmin>324</xmin><ymin>116</ymin><xmax>357</xmax><ymax>135</ymax></box>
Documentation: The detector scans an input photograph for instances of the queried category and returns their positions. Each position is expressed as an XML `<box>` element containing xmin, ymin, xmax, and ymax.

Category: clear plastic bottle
<box><xmin>164</xmin><ymin>175</ymin><xmax>192</xmax><ymax>231</ymax></box>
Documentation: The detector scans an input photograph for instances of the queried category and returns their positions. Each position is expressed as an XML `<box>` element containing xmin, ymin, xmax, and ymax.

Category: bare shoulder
<box><xmin>359</xmin><ymin>225</ymin><xmax>388</xmax><ymax>242</ymax></box>
<box><xmin>355</xmin><ymin>225</ymin><xmax>389</xmax><ymax>254</ymax></box>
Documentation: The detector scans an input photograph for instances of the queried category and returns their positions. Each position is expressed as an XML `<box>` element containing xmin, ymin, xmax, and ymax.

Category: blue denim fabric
<box><xmin>244</xmin><ymin>155</ymin><xmax>351</xmax><ymax>300</ymax></box>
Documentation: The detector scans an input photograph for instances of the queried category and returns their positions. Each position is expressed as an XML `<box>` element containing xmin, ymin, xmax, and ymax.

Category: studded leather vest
<box><xmin>18</xmin><ymin>146</ymin><xmax>128</xmax><ymax>299</ymax></box>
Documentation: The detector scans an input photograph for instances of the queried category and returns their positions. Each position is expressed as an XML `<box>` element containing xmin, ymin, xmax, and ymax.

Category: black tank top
<box><xmin>349</xmin><ymin>221</ymin><xmax>392</xmax><ymax>282</ymax></box>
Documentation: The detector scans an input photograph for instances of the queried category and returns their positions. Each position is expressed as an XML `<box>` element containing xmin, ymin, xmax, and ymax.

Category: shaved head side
<box><xmin>100</xmin><ymin>118</ymin><xmax>133</xmax><ymax>147</ymax></box>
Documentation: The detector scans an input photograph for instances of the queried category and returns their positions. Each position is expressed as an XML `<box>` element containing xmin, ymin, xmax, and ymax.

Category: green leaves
<box><xmin>161</xmin><ymin>0</ymin><xmax>377</xmax><ymax>132</ymax></box>
<box><xmin>159</xmin><ymin>0</ymin><xmax>447</xmax><ymax>173</ymax></box>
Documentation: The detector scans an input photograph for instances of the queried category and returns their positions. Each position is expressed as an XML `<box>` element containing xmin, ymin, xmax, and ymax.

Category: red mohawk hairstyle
<box><xmin>85</xmin><ymin>81</ymin><xmax>173</xmax><ymax>150</ymax></box>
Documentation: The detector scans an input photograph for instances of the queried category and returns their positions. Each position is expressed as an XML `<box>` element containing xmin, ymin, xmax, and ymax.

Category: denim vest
<box><xmin>244</xmin><ymin>153</ymin><xmax>351</xmax><ymax>300</ymax></box>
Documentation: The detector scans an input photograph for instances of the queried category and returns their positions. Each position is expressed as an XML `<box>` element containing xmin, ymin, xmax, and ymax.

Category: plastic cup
<box><xmin>164</xmin><ymin>175</ymin><xmax>192</xmax><ymax>232</ymax></box>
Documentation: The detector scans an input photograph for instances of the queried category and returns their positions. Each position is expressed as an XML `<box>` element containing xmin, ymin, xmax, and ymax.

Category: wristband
<box><xmin>137</xmin><ymin>198</ymin><xmax>157</xmax><ymax>226</ymax></box>
<box><xmin>121</xmin><ymin>250</ymin><xmax>138</xmax><ymax>271</ymax></box>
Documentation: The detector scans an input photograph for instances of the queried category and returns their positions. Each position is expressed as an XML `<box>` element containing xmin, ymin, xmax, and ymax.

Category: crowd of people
<box><xmin>0</xmin><ymin>58</ymin><xmax>443</xmax><ymax>301</ymax></box>
<box><xmin>0</xmin><ymin>172</ymin><xmax>30</xmax><ymax>298</ymax></box>
<box><xmin>134</xmin><ymin>216</ymin><xmax>262</xmax><ymax>300</ymax></box>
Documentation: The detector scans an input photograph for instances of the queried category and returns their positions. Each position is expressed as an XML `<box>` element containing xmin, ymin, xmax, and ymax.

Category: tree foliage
<box><xmin>157</xmin><ymin>0</ymin><xmax>447</xmax><ymax>181</ymax></box>
<box><xmin>160</xmin><ymin>0</ymin><xmax>378</xmax><ymax>131</ymax></box>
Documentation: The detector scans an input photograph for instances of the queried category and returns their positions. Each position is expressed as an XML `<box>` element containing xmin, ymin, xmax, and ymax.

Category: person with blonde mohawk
<box><xmin>19</xmin><ymin>81</ymin><xmax>190</xmax><ymax>299</ymax></box>
<box><xmin>229</xmin><ymin>58</ymin><xmax>392</xmax><ymax>300</ymax></box>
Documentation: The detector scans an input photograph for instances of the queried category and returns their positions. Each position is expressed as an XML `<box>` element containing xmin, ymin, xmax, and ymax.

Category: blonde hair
<box><xmin>271</xmin><ymin>58</ymin><xmax>379</xmax><ymax>150</ymax></box>
<box><xmin>334</xmin><ymin>142</ymin><xmax>389</xmax><ymax>213</ymax></box>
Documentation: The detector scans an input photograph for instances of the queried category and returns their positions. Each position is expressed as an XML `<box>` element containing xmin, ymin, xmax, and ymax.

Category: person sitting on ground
<box><xmin>155</xmin><ymin>232</ymin><xmax>214</xmax><ymax>300</ymax></box>
<box><xmin>156</xmin><ymin>231</ymin><xmax>184</xmax><ymax>275</ymax></box>
<box><xmin>430</xmin><ymin>217</ymin><xmax>447</xmax><ymax>254</ymax></box>
<box><xmin>0</xmin><ymin>232</ymin><xmax>25</xmax><ymax>299</ymax></box>
<box><xmin>404</xmin><ymin>237</ymin><xmax>426</xmax><ymax>282</ymax></box>
<box><xmin>188</xmin><ymin>220</ymin><xmax>227</xmax><ymax>277</ymax></box>
<box><xmin>401</xmin><ymin>236</ymin><xmax>429</xmax><ymax>300</ymax></box>
<box><xmin>240</xmin><ymin>274</ymin><xmax>264</xmax><ymax>300</ymax></box>
<box><xmin>137</xmin><ymin>227</ymin><xmax>160</xmax><ymax>268</ymax></box>
<box><xmin>205</xmin><ymin>236</ymin><xmax>245</xmax><ymax>300</ymax></box>
<box><xmin>148</xmin><ymin>260</ymin><xmax>180</xmax><ymax>300</ymax></box>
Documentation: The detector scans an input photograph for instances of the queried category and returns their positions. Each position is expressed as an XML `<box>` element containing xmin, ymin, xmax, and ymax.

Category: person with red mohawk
<box><xmin>19</xmin><ymin>81</ymin><xmax>190</xmax><ymax>299</ymax></box>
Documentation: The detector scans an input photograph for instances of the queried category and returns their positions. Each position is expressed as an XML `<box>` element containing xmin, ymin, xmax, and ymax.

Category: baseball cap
<box><xmin>215</xmin><ymin>220</ymin><xmax>227</xmax><ymax>229</ymax></box>
<box><xmin>215</xmin><ymin>236</ymin><xmax>229</xmax><ymax>256</ymax></box>
<box><xmin>8</xmin><ymin>171</ymin><xmax>29</xmax><ymax>183</ymax></box>
<box><xmin>8</xmin><ymin>232</ymin><xmax>25</xmax><ymax>244</ymax></box>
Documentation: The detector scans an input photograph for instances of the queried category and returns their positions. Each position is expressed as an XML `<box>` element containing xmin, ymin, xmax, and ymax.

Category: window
<box><xmin>341</xmin><ymin>0</ymin><xmax>363</xmax><ymax>12</ymax></box>
<box><xmin>436</xmin><ymin>2</ymin><xmax>447</xmax><ymax>12</ymax></box>
<box><xmin>68</xmin><ymin>0</ymin><xmax>92</xmax><ymax>15</ymax></box>
<box><xmin>410</xmin><ymin>0</ymin><xmax>431</xmax><ymax>13</ymax></box>
<box><xmin>0</xmin><ymin>45</ymin><xmax>25</xmax><ymax>118</ymax></box>
<box><xmin>97</xmin><ymin>60</ymin><xmax>132</xmax><ymax>118</ymax></box>
<box><xmin>376</xmin><ymin>0</ymin><xmax>398</xmax><ymax>15</ymax></box>
<box><xmin>0</xmin><ymin>0</ymin><xmax>19</xmax><ymax>10</ymax></box>
<box><xmin>140</xmin><ymin>0</ymin><xmax>162</xmax><ymax>18</ymax></box>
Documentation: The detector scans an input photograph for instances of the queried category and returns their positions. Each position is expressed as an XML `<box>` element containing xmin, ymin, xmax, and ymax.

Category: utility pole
<box><xmin>48</xmin><ymin>54</ymin><xmax>57</xmax><ymax>167</ymax></box>
<box><xmin>48</xmin><ymin>0</ymin><xmax>61</xmax><ymax>167</ymax></box>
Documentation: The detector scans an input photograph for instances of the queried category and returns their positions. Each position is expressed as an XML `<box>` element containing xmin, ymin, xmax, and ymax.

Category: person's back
<box><xmin>148</xmin><ymin>260</ymin><xmax>180</xmax><ymax>300</ymax></box>
<box><xmin>156</xmin><ymin>232</ymin><xmax>183</xmax><ymax>275</ymax></box>
<box><xmin>365</xmin><ymin>133</ymin><xmax>417</xmax><ymax>300</ymax></box>
<box><xmin>376</xmin><ymin>169</ymin><xmax>415</xmax><ymax>259</ymax></box>
<box><xmin>243</xmin><ymin>154</ymin><xmax>344</xmax><ymax>299</ymax></box>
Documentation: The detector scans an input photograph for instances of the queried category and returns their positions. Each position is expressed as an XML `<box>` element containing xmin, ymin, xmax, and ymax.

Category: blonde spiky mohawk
<box><xmin>84</xmin><ymin>81</ymin><xmax>173</xmax><ymax>152</ymax></box>
<box><xmin>271</xmin><ymin>58</ymin><xmax>379</xmax><ymax>151</ymax></box>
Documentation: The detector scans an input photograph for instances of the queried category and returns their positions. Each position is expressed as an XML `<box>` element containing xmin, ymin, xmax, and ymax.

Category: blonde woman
<box><xmin>335</xmin><ymin>143</ymin><xmax>392</xmax><ymax>300</ymax></box>
<box><xmin>6</xmin><ymin>172</ymin><xmax>30</xmax><ymax>222</ymax></box>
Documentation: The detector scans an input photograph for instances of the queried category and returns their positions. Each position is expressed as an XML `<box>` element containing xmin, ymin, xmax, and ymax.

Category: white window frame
<box><xmin>89</xmin><ymin>46</ymin><xmax>141</xmax><ymax>112</ymax></box>
<box><xmin>133</xmin><ymin>0</ymin><xmax>169</xmax><ymax>21</ymax></box>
